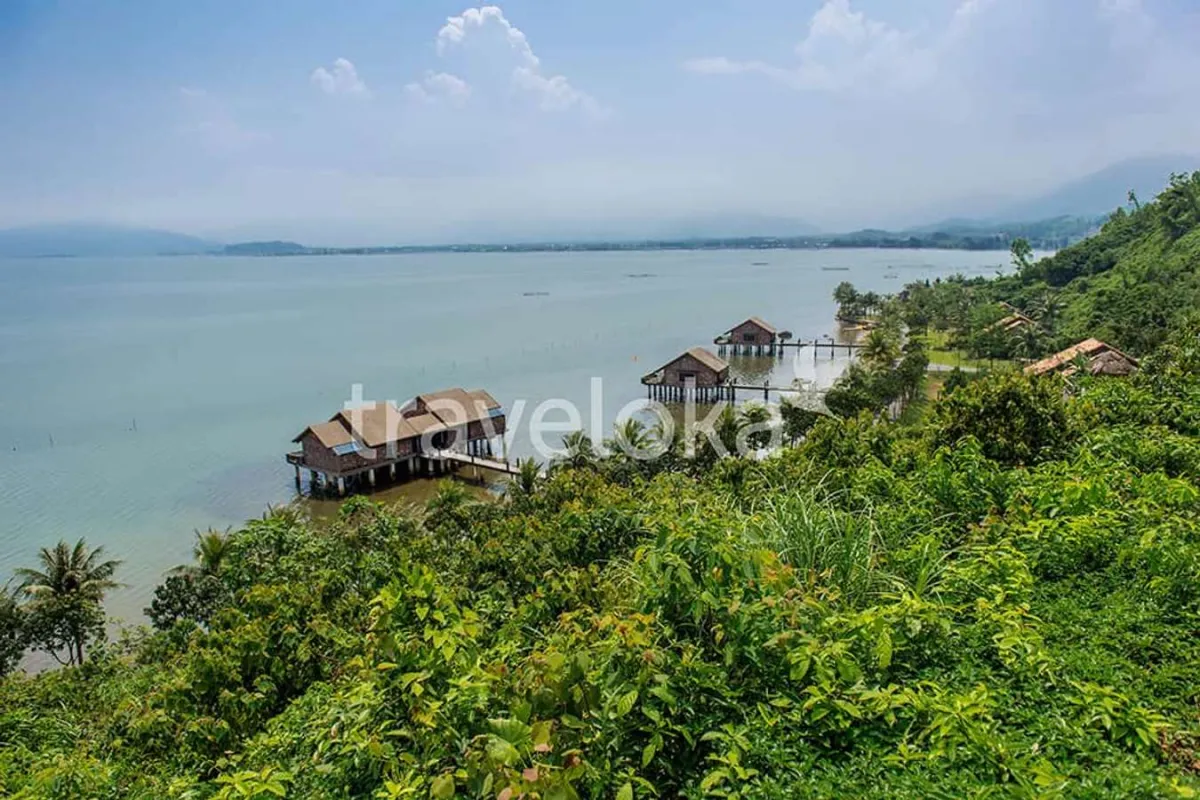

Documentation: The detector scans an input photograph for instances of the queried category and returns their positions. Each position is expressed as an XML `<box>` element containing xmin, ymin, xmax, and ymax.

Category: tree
<box><xmin>556</xmin><ymin>430</ymin><xmax>598</xmax><ymax>471</ymax></box>
<box><xmin>933</xmin><ymin>371</ymin><xmax>1070</xmax><ymax>466</ymax></box>
<box><xmin>860</xmin><ymin>329</ymin><xmax>900</xmax><ymax>370</ymax></box>
<box><xmin>608</xmin><ymin>418</ymin><xmax>651</xmax><ymax>458</ymax></box>
<box><xmin>507</xmin><ymin>458</ymin><xmax>542</xmax><ymax>506</ymax></box>
<box><xmin>172</xmin><ymin>528</ymin><xmax>232</xmax><ymax>578</ymax></box>
<box><xmin>860</xmin><ymin>292</ymin><xmax>882</xmax><ymax>318</ymax></box>
<box><xmin>833</xmin><ymin>281</ymin><xmax>858</xmax><ymax>312</ymax></box>
<box><xmin>941</xmin><ymin>367</ymin><xmax>972</xmax><ymax>396</ymax></box>
<box><xmin>1032</xmin><ymin>290</ymin><xmax>1065</xmax><ymax>333</ymax></box>
<box><xmin>779</xmin><ymin>398</ymin><xmax>821</xmax><ymax>444</ymax></box>
<box><xmin>1010</xmin><ymin>237</ymin><xmax>1034</xmax><ymax>272</ymax></box>
<box><xmin>737</xmin><ymin>403</ymin><xmax>773</xmax><ymax>452</ymax></box>
<box><xmin>0</xmin><ymin>582</ymin><xmax>26</xmax><ymax>677</ymax></box>
<box><xmin>1013</xmin><ymin>324</ymin><xmax>1049</xmax><ymax>361</ymax></box>
<box><xmin>895</xmin><ymin>345</ymin><xmax>930</xmax><ymax>403</ymax></box>
<box><xmin>16</xmin><ymin>539</ymin><xmax>121</xmax><ymax>666</ymax></box>
<box><xmin>824</xmin><ymin>364</ymin><xmax>881</xmax><ymax>418</ymax></box>
<box><xmin>146</xmin><ymin>573</ymin><xmax>228</xmax><ymax>631</ymax></box>
<box><xmin>1158</xmin><ymin>171</ymin><xmax>1200</xmax><ymax>240</ymax></box>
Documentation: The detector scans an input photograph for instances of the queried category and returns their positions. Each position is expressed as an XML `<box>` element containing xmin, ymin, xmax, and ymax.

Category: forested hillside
<box><xmin>997</xmin><ymin>171</ymin><xmax>1200</xmax><ymax>355</ymax></box>
<box><xmin>3</xmin><ymin>175</ymin><xmax>1200</xmax><ymax>799</ymax></box>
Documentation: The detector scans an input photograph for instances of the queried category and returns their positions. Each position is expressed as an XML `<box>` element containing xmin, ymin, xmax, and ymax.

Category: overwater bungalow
<box><xmin>1025</xmin><ymin>339</ymin><xmax>1139</xmax><ymax>378</ymax></box>
<box><xmin>643</xmin><ymin>347</ymin><xmax>733</xmax><ymax>402</ymax></box>
<box><xmin>715</xmin><ymin>317</ymin><xmax>779</xmax><ymax>354</ymax></box>
<box><xmin>288</xmin><ymin>388</ymin><xmax>507</xmax><ymax>495</ymax></box>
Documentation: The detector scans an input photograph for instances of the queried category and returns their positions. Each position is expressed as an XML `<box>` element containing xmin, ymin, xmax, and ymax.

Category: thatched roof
<box><xmin>745</xmin><ymin>316</ymin><xmax>778</xmax><ymax>335</ymax></box>
<box><xmin>332</xmin><ymin>402</ymin><xmax>421</xmax><ymax>448</ymax></box>
<box><xmin>985</xmin><ymin>312</ymin><xmax>1037</xmax><ymax>334</ymax></box>
<box><xmin>293</xmin><ymin>420</ymin><xmax>354</xmax><ymax>448</ymax></box>
<box><xmin>686</xmin><ymin>346</ymin><xmax>729</xmax><ymax>374</ymax></box>
<box><xmin>1025</xmin><ymin>338</ymin><xmax>1138</xmax><ymax>378</ymax></box>
<box><xmin>1089</xmin><ymin>350</ymin><xmax>1138</xmax><ymax>376</ymax></box>
<box><xmin>409</xmin><ymin>387</ymin><xmax>504</xmax><ymax>426</ymax></box>
<box><xmin>643</xmin><ymin>347</ymin><xmax>730</xmax><ymax>384</ymax></box>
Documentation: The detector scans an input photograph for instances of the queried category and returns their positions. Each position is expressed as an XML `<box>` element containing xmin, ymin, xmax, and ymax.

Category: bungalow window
<box><xmin>679</xmin><ymin>371</ymin><xmax>697</xmax><ymax>382</ymax></box>
<box><xmin>742</xmin><ymin>332</ymin><xmax>757</xmax><ymax>342</ymax></box>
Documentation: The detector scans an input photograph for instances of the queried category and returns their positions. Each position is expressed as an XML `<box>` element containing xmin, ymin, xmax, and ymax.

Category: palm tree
<box><xmin>1032</xmin><ymin>291</ymin><xmax>1065</xmax><ymax>333</ymax></box>
<box><xmin>609</xmin><ymin>418</ymin><xmax>651</xmax><ymax>458</ymax></box>
<box><xmin>507</xmin><ymin>458</ymin><xmax>542</xmax><ymax>504</ymax></box>
<box><xmin>16</xmin><ymin>539</ymin><xmax>121</xmax><ymax>665</ymax></box>
<box><xmin>17</xmin><ymin>539</ymin><xmax>121</xmax><ymax>602</ymax></box>
<box><xmin>736</xmin><ymin>403</ymin><xmax>774</xmax><ymax>452</ymax></box>
<box><xmin>1013</xmin><ymin>325</ymin><xmax>1048</xmax><ymax>362</ymax></box>
<box><xmin>172</xmin><ymin>528</ymin><xmax>232</xmax><ymax>578</ymax></box>
<box><xmin>556</xmin><ymin>430</ymin><xmax>598</xmax><ymax>471</ymax></box>
<box><xmin>860</xmin><ymin>329</ymin><xmax>900</xmax><ymax>370</ymax></box>
<box><xmin>860</xmin><ymin>292</ymin><xmax>882</xmax><ymax>318</ymax></box>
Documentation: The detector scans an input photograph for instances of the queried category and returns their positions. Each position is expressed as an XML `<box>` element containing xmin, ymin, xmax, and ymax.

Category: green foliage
<box><xmin>10</xmin><ymin>321</ymin><xmax>1200</xmax><ymax>796</ymax></box>
<box><xmin>0</xmin><ymin>584</ymin><xmax>25</xmax><ymax>678</ymax></box>
<box><xmin>933</xmin><ymin>371</ymin><xmax>1071</xmax><ymax>466</ymax></box>
<box><xmin>14</xmin><ymin>539</ymin><xmax>120</xmax><ymax>667</ymax></box>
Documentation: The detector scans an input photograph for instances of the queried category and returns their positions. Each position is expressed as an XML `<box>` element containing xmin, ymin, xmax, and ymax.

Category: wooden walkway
<box><xmin>431</xmin><ymin>450</ymin><xmax>524</xmax><ymax>477</ymax></box>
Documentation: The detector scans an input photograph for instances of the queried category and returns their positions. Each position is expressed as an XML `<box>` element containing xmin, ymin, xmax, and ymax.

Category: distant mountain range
<box><xmin>3</xmin><ymin>156</ymin><xmax>1196</xmax><ymax>257</ymax></box>
<box><xmin>992</xmin><ymin>154</ymin><xmax>1199</xmax><ymax>222</ymax></box>
<box><xmin>0</xmin><ymin>223</ymin><xmax>216</xmax><ymax>258</ymax></box>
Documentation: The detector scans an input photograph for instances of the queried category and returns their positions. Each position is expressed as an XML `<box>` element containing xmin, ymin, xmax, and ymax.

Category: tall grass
<box><xmin>745</xmin><ymin>493</ymin><xmax>896</xmax><ymax>606</ymax></box>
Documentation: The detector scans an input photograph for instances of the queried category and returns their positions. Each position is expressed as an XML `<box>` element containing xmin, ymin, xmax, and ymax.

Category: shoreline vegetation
<box><xmin>219</xmin><ymin>216</ymin><xmax>1099</xmax><ymax>258</ymax></box>
<box><xmin>3</xmin><ymin>175</ymin><xmax>1200</xmax><ymax>796</ymax></box>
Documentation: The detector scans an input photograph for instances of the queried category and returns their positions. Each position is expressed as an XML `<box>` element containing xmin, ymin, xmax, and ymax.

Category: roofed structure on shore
<box><xmin>1024</xmin><ymin>338</ymin><xmax>1139</xmax><ymax>378</ymax></box>
<box><xmin>643</xmin><ymin>347</ymin><xmax>730</xmax><ymax>387</ymax></box>
<box><xmin>984</xmin><ymin>311</ymin><xmax>1038</xmax><ymax>335</ymax></box>
<box><xmin>715</xmin><ymin>317</ymin><xmax>779</xmax><ymax>347</ymax></box>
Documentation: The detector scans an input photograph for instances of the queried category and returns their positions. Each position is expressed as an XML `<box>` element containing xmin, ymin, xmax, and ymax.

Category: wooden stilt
<box><xmin>337</xmin><ymin>476</ymin><xmax>346</xmax><ymax>496</ymax></box>
<box><xmin>368</xmin><ymin>468</ymin><xmax>376</xmax><ymax>487</ymax></box>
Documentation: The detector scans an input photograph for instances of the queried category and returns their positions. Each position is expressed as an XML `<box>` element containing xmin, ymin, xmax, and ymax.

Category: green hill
<box><xmin>997</xmin><ymin>170</ymin><xmax>1200</xmax><ymax>354</ymax></box>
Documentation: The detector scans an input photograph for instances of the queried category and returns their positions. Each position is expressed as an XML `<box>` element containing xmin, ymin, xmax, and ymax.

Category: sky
<box><xmin>1</xmin><ymin>0</ymin><xmax>1199</xmax><ymax>244</ymax></box>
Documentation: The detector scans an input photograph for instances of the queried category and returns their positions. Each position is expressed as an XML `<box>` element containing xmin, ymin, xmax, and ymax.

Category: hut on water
<box><xmin>288</xmin><ymin>388</ymin><xmax>506</xmax><ymax>495</ymax></box>
<box><xmin>643</xmin><ymin>347</ymin><xmax>732</xmax><ymax>401</ymax></box>
<box><xmin>715</xmin><ymin>317</ymin><xmax>779</xmax><ymax>354</ymax></box>
<box><xmin>1024</xmin><ymin>338</ymin><xmax>1139</xmax><ymax>379</ymax></box>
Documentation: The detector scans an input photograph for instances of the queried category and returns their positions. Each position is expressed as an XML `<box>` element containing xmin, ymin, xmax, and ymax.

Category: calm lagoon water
<box><xmin>0</xmin><ymin>248</ymin><xmax>1009</xmax><ymax>619</ymax></box>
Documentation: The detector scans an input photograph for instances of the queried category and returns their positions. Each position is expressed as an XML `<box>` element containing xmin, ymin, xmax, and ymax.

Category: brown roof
<box><xmin>985</xmin><ymin>312</ymin><xmax>1037</xmax><ymax>334</ymax></box>
<box><xmin>409</xmin><ymin>387</ymin><xmax>504</xmax><ymax>426</ymax></box>
<box><xmin>468</xmin><ymin>389</ymin><xmax>501</xmax><ymax>410</ymax></box>
<box><xmin>644</xmin><ymin>347</ymin><xmax>730</xmax><ymax>384</ymax></box>
<box><xmin>333</xmin><ymin>402</ymin><xmax>420</xmax><ymax>448</ymax></box>
<box><xmin>686</xmin><ymin>346</ymin><xmax>729</xmax><ymax>374</ymax></box>
<box><xmin>293</xmin><ymin>419</ymin><xmax>354</xmax><ymax>448</ymax></box>
<box><xmin>1025</xmin><ymin>338</ymin><xmax>1138</xmax><ymax>377</ymax></box>
<box><xmin>745</xmin><ymin>316</ymin><xmax>778</xmax><ymax>334</ymax></box>
<box><xmin>1089</xmin><ymin>349</ymin><xmax>1139</xmax><ymax>376</ymax></box>
<box><xmin>404</xmin><ymin>412</ymin><xmax>449</xmax><ymax>435</ymax></box>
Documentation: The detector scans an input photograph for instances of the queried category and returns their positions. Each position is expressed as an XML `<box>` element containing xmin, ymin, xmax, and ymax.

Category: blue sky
<box><xmin>2</xmin><ymin>0</ymin><xmax>1198</xmax><ymax>244</ymax></box>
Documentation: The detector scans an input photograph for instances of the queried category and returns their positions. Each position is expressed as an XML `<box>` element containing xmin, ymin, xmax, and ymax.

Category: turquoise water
<box><xmin>0</xmin><ymin>249</ymin><xmax>1008</xmax><ymax>618</ymax></box>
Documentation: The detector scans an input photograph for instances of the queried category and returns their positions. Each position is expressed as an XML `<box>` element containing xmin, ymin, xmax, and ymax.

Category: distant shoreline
<box><xmin>215</xmin><ymin>238</ymin><xmax>1041</xmax><ymax>258</ymax></box>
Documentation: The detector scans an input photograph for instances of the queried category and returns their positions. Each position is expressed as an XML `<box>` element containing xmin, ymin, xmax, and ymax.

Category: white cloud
<box><xmin>437</xmin><ymin>5</ymin><xmax>538</xmax><ymax>67</ymax></box>
<box><xmin>311</xmin><ymin>58</ymin><xmax>370</xmax><ymax>97</ymax></box>
<box><xmin>404</xmin><ymin>71</ymin><xmax>471</xmax><ymax>105</ymax></box>
<box><xmin>431</xmin><ymin>5</ymin><xmax>604</xmax><ymax>117</ymax></box>
<box><xmin>684</xmin><ymin>0</ymin><xmax>981</xmax><ymax>93</ymax></box>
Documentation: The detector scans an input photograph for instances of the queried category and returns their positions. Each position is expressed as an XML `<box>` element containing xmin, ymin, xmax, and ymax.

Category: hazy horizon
<box><xmin>3</xmin><ymin>1</ymin><xmax>1199</xmax><ymax>246</ymax></box>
